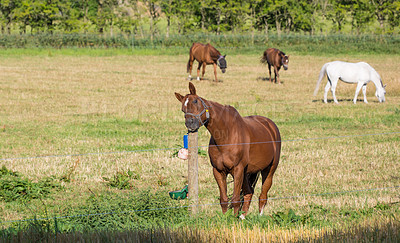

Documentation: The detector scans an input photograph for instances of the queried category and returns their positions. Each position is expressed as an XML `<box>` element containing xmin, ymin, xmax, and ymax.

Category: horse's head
<box><xmin>376</xmin><ymin>83</ymin><xmax>386</xmax><ymax>102</ymax></box>
<box><xmin>217</xmin><ymin>55</ymin><xmax>227</xmax><ymax>73</ymax></box>
<box><xmin>281</xmin><ymin>54</ymin><xmax>289</xmax><ymax>70</ymax></box>
<box><xmin>175</xmin><ymin>82</ymin><xmax>209</xmax><ymax>132</ymax></box>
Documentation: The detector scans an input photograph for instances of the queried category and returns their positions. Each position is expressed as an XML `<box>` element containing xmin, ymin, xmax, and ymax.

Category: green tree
<box><xmin>115</xmin><ymin>0</ymin><xmax>140</xmax><ymax>35</ymax></box>
<box><xmin>254</xmin><ymin>0</ymin><xmax>274</xmax><ymax>36</ymax></box>
<box><xmin>143</xmin><ymin>0</ymin><xmax>160</xmax><ymax>40</ymax></box>
<box><xmin>91</xmin><ymin>0</ymin><xmax>118</xmax><ymax>34</ymax></box>
<box><xmin>387</xmin><ymin>0</ymin><xmax>400</xmax><ymax>33</ymax></box>
<box><xmin>349</xmin><ymin>0</ymin><xmax>373</xmax><ymax>35</ymax></box>
<box><xmin>327</xmin><ymin>0</ymin><xmax>351</xmax><ymax>32</ymax></box>
<box><xmin>160</xmin><ymin>0</ymin><xmax>176</xmax><ymax>37</ymax></box>
<box><xmin>370</xmin><ymin>0</ymin><xmax>397</xmax><ymax>33</ymax></box>
<box><xmin>223</xmin><ymin>0</ymin><xmax>250</xmax><ymax>33</ymax></box>
<box><xmin>286</xmin><ymin>0</ymin><xmax>315</xmax><ymax>33</ymax></box>
<box><xmin>173</xmin><ymin>0</ymin><xmax>197</xmax><ymax>34</ymax></box>
<box><xmin>0</xmin><ymin>0</ymin><xmax>18</xmax><ymax>34</ymax></box>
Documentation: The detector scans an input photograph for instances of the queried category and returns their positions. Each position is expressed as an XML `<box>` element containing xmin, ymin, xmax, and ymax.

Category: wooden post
<box><xmin>188</xmin><ymin>131</ymin><xmax>199</xmax><ymax>214</ymax></box>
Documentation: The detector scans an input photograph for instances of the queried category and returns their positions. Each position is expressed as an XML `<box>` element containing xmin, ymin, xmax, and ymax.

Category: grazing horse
<box><xmin>187</xmin><ymin>43</ymin><xmax>227</xmax><ymax>82</ymax></box>
<box><xmin>314</xmin><ymin>61</ymin><xmax>386</xmax><ymax>104</ymax></box>
<box><xmin>175</xmin><ymin>82</ymin><xmax>281</xmax><ymax>219</ymax></box>
<box><xmin>261</xmin><ymin>48</ymin><xmax>289</xmax><ymax>84</ymax></box>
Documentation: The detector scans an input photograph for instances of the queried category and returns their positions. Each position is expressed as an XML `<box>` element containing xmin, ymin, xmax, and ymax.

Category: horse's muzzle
<box><xmin>283</xmin><ymin>65</ymin><xmax>288</xmax><ymax>70</ymax></box>
<box><xmin>221</xmin><ymin>68</ymin><xmax>226</xmax><ymax>73</ymax></box>
<box><xmin>185</xmin><ymin>117</ymin><xmax>200</xmax><ymax>132</ymax></box>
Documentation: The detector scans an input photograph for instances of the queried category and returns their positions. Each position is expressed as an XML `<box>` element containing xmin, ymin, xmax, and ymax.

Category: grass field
<box><xmin>0</xmin><ymin>49</ymin><xmax>399</xmax><ymax>241</ymax></box>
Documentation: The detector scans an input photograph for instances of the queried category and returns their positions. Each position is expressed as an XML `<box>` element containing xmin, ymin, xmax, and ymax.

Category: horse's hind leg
<box><xmin>259</xmin><ymin>163</ymin><xmax>278</xmax><ymax>215</ymax></box>
<box><xmin>202</xmin><ymin>63</ymin><xmax>207</xmax><ymax>80</ymax></box>
<box><xmin>240</xmin><ymin>172</ymin><xmax>260</xmax><ymax>219</ymax></box>
<box><xmin>268</xmin><ymin>64</ymin><xmax>272</xmax><ymax>82</ymax></box>
<box><xmin>327</xmin><ymin>76</ymin><xmax>340</xmax><ymax>104</ymax></box>
<box><xmin>196</xmin><ymin>62</ymin><xmax>202</xmax><ymax>81</ymax></box>
<box><xmin>324</xmin><ymin>81</ymin><xmax>331</xmax><ymax>103</ymax></box>
<box><xmin>188</xmin><ymin>57</ymin><xmax>194</xmax><ymax>80</ymax></box>
<box><xmin>361</xmin><ymin>83</ymin><xmax>368</xmax><ymax>104</ymax></box>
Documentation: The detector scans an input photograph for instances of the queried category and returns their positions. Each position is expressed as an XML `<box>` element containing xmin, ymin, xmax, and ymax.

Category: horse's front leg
<box><xmin>213</xmin><ymin>63</ymin><xmax>218</xmax><ymax>82</ymax></box>
<box><xmin>232</xmin><ymin>165</ymin><xmax>245</xmax><ymax>216</ymax></box>
<box><xmin>274</xmin><ymin>66</ymin><xmax>280</xmax><ymax>84</ymax></box>
<box><xmin>213</xmin><ymin>167</ymin><xmax>228</xmax><ymax>213</ymax></box>
<box><xmin>354</xmin><ymin>82</ymin><xmax>364</xmax><ymax>104</ymax></box>
<box><xmin>362</xmin><ymin>84</ymin><xmax>368</xmax><ymax>103</ymax></box>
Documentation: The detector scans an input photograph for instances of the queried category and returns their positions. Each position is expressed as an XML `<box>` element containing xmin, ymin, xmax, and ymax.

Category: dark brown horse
<box><xmin>175</xmin><ymin>82</ymin><xmax>281</xmax><ymax>218</ymax></box>
<box><xmin>187</xmin><ymin>43</ymin><xmax>227</xmax><ymax>82</ymax></box>
<box><xmin>261</xmin><ymin>48</ymin><xmax>289</xmax><ymax>84</ymax></box>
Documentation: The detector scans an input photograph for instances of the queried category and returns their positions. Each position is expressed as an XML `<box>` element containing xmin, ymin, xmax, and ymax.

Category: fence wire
<box><xmin>1</xmin><ymin>131</ymin><xmax>399</xmax><ymax>162</ymax></box>
<box><xmin>1</xmin><ymin>185</ymin><xmax>398</xmax><ymax>225</ymax></box>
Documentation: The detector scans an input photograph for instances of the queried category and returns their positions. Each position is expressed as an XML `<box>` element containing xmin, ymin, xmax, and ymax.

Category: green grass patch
<box><xmin>0</xmin><ymin>166</ymin><xmax>62</xmax><ymax>202</ymax></box>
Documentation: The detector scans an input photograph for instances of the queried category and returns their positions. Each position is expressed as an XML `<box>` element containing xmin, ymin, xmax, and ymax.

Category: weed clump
<box><xmin>0</xmin><ymin>166</ymin><xmax>62</xmax><ymax>202</ymax></box>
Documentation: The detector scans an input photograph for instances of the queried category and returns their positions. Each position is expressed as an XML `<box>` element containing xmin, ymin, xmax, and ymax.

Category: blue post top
<box><xmin>183</xmin><ymin>134</ymin><xmax>188</xmax><ymax>149</ymax></box>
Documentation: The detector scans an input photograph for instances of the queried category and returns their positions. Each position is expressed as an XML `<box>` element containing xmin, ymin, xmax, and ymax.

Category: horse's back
<box><xmin>190</xmin><ymin>42</ymin><xmax>217</xmax><ymax>63</ymax></box>
<box><xmin>190</xmin><ymin>43</ymin><xmax>206</xmax><ymax>61</ymax></box>
<box><xmin>244</xmin><ymin>115</ymin><xmax>280</xmax><ymax>141</ymax></box>
<box><xmin>263</xmin><ymin>48</ymin><xmax>280</xmax><ymax>66</ymax></box>
<box><xmin>327</xmin><ymin>61</ymin><xmax>379</xmax><ymax>82</ymax></box>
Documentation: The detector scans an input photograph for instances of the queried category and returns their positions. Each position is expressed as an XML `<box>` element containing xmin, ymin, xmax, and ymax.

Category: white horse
<box><xmin>313</xmin><ymin>61</ymin><xmax>386</xmax><ymax>104</ymax></box>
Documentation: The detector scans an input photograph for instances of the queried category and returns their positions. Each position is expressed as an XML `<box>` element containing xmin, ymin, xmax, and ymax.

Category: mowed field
<box><xmin>0</xmin><ymin>50</ymin><xmax>399</xmax><ymax>239</ymax></box>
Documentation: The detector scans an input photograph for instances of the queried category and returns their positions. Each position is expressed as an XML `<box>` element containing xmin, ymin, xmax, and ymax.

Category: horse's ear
<box><xmin>224</xmin><ymin>54</ymin><xmax>226</xmax><ymax>58</ymax></box>
<box><xmin>189</xmin><ymin>82</ymin><xmax>196</xmax><ymax>95</ymax></box>
<box><xmin>384</xmin><ymin>84</ymin><xmax>387</xmax><ymax>88</ymax></box>
<box><xmin>175</xmin><ymin>92</ymin><xmax>184</xmax><ymax>102</ymax></box>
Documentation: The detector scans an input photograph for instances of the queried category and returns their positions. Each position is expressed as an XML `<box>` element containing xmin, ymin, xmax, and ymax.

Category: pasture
<box><xmin>0</xmin><ymin>49</ymin><xmax>399</xmax><ymax>241</ymax></box>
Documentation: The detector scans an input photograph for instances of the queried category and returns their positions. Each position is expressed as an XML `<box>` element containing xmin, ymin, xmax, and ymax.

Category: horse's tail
<box><xmin>187</xmin><ymin>43</ymin><xmax>195</xmax><ymax>73</ymax></box>
<box><xmin>314</xmin><ymin>63</ymin><xmax>329</xmax><ymax>96</ymax></box>
<box><xmin>260</xmin><ymin>52</ymin><xmax>268</xmax><ymax>64</ymax></box>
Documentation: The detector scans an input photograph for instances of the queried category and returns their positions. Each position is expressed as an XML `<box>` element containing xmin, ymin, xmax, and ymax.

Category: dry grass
<box><xmin>0</xmin><ymin>51</ymin><xmax>399</xmax><ymax>238</ymax></box>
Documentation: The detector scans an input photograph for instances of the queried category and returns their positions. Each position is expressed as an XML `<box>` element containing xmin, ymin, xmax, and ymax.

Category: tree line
<box><xmin>1</xmin><ymin>0</ymin><xmax>399</xmax><ymax>38</ymax></box>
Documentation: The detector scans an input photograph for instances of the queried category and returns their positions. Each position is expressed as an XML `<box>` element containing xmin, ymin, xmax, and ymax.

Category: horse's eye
<box><xmin>193</xmin><ymin>99</ymin><xmax>198</xmax><ymax>104</ymax></box>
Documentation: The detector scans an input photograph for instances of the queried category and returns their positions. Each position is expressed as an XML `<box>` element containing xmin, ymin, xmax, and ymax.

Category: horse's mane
<box><xmin>206</xmin><ymin>44</ymin><xmax>221</xmax><ymax>60</ymax></box>
<box><xmin>207</xmin><ymin>100</ymin><xmax>244</xmax><ymax>123</ymax></box>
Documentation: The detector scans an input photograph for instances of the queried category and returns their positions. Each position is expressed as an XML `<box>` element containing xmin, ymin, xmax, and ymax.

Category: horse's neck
<box><xmin>371</xmin><ymin>79</ymin><xmax>383</xmax><ymax>90</ymax></box>
<box><xmin>206</xmin><ymin>100</ymin><xmax>243</xmax><ymax>144</ymax></box>
<box><xmin>207</xmin><ymin>46</ymin><xmax>220</xmax><ymax>60</ymax></box>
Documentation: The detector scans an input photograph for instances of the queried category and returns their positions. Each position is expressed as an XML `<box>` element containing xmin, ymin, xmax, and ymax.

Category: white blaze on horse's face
<box><xmin>283</xmin><ymin>56</ymin><xmax>289</xmax><ymax>70</ymax></box>
<box><xmin>184</xmin><ymin>98</ymin><xmax>189</xmax><ymax>107</ymax></box>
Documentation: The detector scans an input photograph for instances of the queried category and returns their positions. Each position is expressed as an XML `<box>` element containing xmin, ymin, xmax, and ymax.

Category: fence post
<box><xmin>188</xmin><ymin>131</ymin><xmax>199</xmax><ymax>214</ymax></box>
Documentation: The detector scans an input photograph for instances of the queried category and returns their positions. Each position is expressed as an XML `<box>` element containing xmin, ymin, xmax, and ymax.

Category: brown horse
<box><xmin>175</xmin><ymin>82</ymin><xmax>281</xmax><ymax>218</ymax></box>
<box><xmin>187</xmin><ymin>43</ymin><xmax>227</xmax><ymax>82</ymax></box>
<box><xmin>261</xmin><ymin>48</ymin><xmax>289</xmax><ymax>84</ymax></box>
